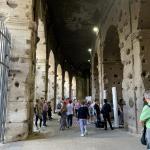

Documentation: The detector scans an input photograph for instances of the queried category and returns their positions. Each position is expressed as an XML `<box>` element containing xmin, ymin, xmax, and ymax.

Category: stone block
<box><xmin>5</xmin><ymin>122</ymin><xmax>28</xmax><ymax>143</ymax></box>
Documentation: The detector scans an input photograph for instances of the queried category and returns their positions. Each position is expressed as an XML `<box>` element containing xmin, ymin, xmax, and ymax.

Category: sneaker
<box><xmin>80</xmin><ymin>134</ymin><xmax>84</xmax><ymax>137</ymax></box>
<box><xmin>36</xmin><ymin>127</ymin><xmax>39</xmax><ymax>130</ymax></box>
<box><xmin>84</xmin><ymin>130</ymin><xmax>88</xmax><ymax>135</ymax></box>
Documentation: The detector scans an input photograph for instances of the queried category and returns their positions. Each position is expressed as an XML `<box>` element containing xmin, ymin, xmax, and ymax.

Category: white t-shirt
<box><xmin>67</xmin><ymin>103</ymin><xmax>73</xmax><ymax>115</ymax></box>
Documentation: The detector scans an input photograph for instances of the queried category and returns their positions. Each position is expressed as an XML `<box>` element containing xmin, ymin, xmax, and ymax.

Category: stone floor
<box><xmin>0</xmin><ymin>116</ymin><xmax>145</xmax><ymax>150</ymax></box>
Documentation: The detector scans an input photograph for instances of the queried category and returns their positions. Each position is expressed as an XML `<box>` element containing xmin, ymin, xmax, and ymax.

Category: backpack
<box><xmin>57</xmin><ymin>103</ymin><xmax>61</xmax><ymax>109</ymax></box>
<box><xmin>95</xmin><ymin>120</ymin><xmax>104</xmax><ymax>128</ymax></box>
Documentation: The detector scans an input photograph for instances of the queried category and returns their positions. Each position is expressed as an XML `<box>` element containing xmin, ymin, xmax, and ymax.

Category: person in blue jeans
<box><xmin>78</xmin><ymin>100</ymin><xmax>89</xmax><ymax>137</ymax></box>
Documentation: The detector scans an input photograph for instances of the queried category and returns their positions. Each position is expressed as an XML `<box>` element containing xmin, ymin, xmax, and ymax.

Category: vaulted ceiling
<box><xmin>46</xmin><ymin>0</ymin><xmax>106</xmax><ymax>72</ymax></box>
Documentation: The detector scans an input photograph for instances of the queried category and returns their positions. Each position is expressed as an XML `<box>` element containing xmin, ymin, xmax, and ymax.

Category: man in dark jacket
<box><xmin>78</xmin><ymin>101</ymin><xmax>89</xmax><ymax>136</ymax></box>
<box><xmin>101</xmin><ymin>99</ymin><xmax>113</xmax><ymax>130</ymax></box>
<box><xmin>94</xmin><ymin>100</ymin><xmax>101</xmax><ymax>121</ymax></box>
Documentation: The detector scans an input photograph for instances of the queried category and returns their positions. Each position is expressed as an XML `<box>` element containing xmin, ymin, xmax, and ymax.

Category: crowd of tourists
<box><xmin>32</xmin><ymin>90</ymin><xmax>150</xmax><ymax>149</ymax></box>
<box><xmin>34</xmin><ymin>97</ymin><xmax>124</xmax><ymax>136</ymax></box>
<box><xmin>34</xmin><ymin>97</ymin><xmax>52</xmax><ymax>130</ymax></box>
<box><xmin>56</xmin><ymin>98</ymin><xmax>124</xmax><ymax>137</ymax></box>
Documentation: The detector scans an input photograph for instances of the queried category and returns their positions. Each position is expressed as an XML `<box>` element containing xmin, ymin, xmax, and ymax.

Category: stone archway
<box><xmin>47</xmin><ymin>51</ymin><xmax>55</xmax><ymax>102</ymax></box>
<box><xmin>71</xmin><ymin>76</ymin><xmax>76</xmax><ymax>100</ymax></box>
<box><xmin>103</xmin><ymin>25</ymin><xmax>123</xmax><ymax>102</ymax></box>
<box><xmin>35</xmin><ymin>19</ymin><xmax>46</xmax><ymax>100</ymax></box>
<box><xmin>135</xmin><ymin>0</ymin><xmax>150</xmax><ymax>132</ymax></box>
<box><xmin>138</xmin><ymin>0</ymin><xmax>150</xmax><ymax>90</ymax></box>
<box><xmin>56</xmin><ymin>64</ymin><xmax>62</xmax><ymax>105</ymax></box>
<box><xmin>64</xmin><ymin>71</ymin><xmax>70</xmax><ymax>98</ymax></box>
<box><xmin>93</xmin><ymin>53</ymin><xmax>99</xmax><ymax>101</ymax></box>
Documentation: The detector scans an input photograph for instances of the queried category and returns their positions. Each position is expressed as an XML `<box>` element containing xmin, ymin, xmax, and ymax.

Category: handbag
<box><xmin>141</xmin><ymin>125</ymin><xmax>147</xmax><ymax>145</ymax></box>
<box><xmin>58</xmin><ymin>111</ymin><xmax>61</xmax><ymax>116</ymax></box>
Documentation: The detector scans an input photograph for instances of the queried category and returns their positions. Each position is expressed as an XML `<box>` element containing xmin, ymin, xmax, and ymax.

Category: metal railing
<box><xmin>0</xmin><ymin>21</ymin><xmax>11</xmax><ymax>143</ymax></box>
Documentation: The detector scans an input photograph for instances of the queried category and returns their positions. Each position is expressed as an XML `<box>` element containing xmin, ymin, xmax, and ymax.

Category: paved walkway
<box><xmin>0</xmin><ymin>117</ymin><xmax>145</xmax><ymax>150</ymax></box>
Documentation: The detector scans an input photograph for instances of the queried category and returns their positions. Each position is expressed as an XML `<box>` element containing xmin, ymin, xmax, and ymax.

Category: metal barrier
<box><xmin>0</xmin><ymin>21</ymin><xmax>11</xmax><ymax>143</ymax></box>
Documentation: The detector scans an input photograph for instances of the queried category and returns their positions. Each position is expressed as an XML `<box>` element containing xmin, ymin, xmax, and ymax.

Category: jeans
<box><xmin>146</xmin><ymin>128</ymin><xmax>150</xmax><ymax>149</ymax></box>
<box><xmin>43</xmin><ymin>111</ymin><xmax>47</xmax><ymax>126</ymax></box>
<box><xmin>103</xmin><ymin>115</ymin><xmax>113</xmax><ymax>130</ymax></box>
<box><xmin>79</xmin><ymin>119</ymin><xmax>87</xmax><ymax>134</ymax></box>
<box><xmin>67</xmin><ymin>114</ymin><xmax>73</xmax><ymax>127</ymax></box>
<box><xmin>35</xmin><ymin>115</ymin><xmax>42</xmax><ymax>128</ymax></box>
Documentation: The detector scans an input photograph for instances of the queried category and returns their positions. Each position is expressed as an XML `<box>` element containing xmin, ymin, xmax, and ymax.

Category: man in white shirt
<box><xmin>67</xmin><ymin>99</ymin><xmax>74</xmax><ymax>128</ymax></box>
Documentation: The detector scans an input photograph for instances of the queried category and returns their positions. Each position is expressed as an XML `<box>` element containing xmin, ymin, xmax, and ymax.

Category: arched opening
<box><xmin>56</xmin><ymin>64</ymin><xmax>62</xmax><ymax>106</ymax></box>
<box><xmin>47</xmin><ymin>51</ymin><xmax>55</xmax><ymax>103</ymax></box>
<box><xmin>103</xmin><ymin>25</ymin><xmax>123</xmax><ymax>102</ymax></box>
<box><xmin>33</xmin><ymin>19</ymin><xmax>47</xmax><ymax>132</ymax></box>
<box><xmin>138</xmin><ymin>0</ymin><xmax>150</xmax><ymax>90</ymax></box>
<box><xmin>93</xmin><ymin>53</ymin><xmax>99</xmax><ymax>101</ymax></box>
<box><xmin>71</xmin><ymin>76</ymin><xmax>76</xmax><ymax>100</ymax></box>
<box><xmin>137</xmin><ymin>1</ymin><xmax>150</xmax><ymax>132</ymax></box>
<box><xmin>35</xmin><ymin>19</ymin><xmax>46</xmax><ymax>100</ymax></box>
<box><xmin>64</xmin><ymin>71</ymin><xmax>70</xmax><ymax>98</ymax></box>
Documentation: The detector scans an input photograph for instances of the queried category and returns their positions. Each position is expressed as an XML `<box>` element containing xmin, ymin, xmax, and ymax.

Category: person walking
<box><xmin>78</xmin><ymin>100</ymin><xmax>89</xmax><ymax>137</ymax></box>
<box><xmin>88</xmin><ymin>101</ymin><xmax>95</xmax><ymax>123</ymax></box>
<box><xmin>101</xmin><ymin>99</ymin><xmax>113</xmax><ymax>130</ymax></box>
<box><xmin>34</xmin><ymin>99</ymin><xmax>43</xmax><ymax>130</ymax></box>
<box><xmin>48</xmin><ymin>101</ymin><xmax>52</xmax><ymax>120</ymax></box>
<box><xmin>43</xmin><ymin>100</ymin><xmax>48</xmax><ymax>127</ymax></box>
<box><xmin>94</xmin><ymin>100</ymin><xmax>101</xmax><ymax>121</ymax></box>
<box><xmin>60</xmin><ymin>102</ymin><xmax>67</xmax><ymax>130</ymax></box>
<box><xmin>140</xmin><ymin>90</ymin><xmax>150</xmax><ymax>150</ymax></box>
<box><xmin>118</xmin><ymin>103</ymin><xmax>124</xmax><ymax>126</ymax></box>
<box><xmin>66</xmin><ymin>100</ymin><xmax>74</xmax><ymax>128</ymax></box>
<box><xmin>74</xmin><ymin>100</ymin><xmax>80</xmax><ymax>117</ymax></box>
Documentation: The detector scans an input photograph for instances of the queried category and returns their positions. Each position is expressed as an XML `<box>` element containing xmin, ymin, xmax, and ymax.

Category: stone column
<box><xmin>35</xmin><ymin>19</ymin><xmax>46</xmax><ymax>100</ymax></box>
<box><xmin>112</xmin><ymin>87</ymin><xmax>119</xmax><ymax>128</ymax></box>
<box><xmin>91</xmin><ymin>53</ymin><xmax>95</xmax><ymax>101</ymax></box>
<box><xmin>56</xmin><ymin>64</ymin><xmax>62</xmax><ymax>106</ymax></box>
<box><xmin>135</xmin><ymin>30</ymin><xmax>150</xmax><ymax>132</ymax></box>
<box><xmin>0</xmin><ymin>0</ymin><xmax>34</xmax><ymax>142</ymax></box>
<box><xmin>47</xmin><ymin>72</ymin><xmax>55</xmax><ymax>101</ymax></box>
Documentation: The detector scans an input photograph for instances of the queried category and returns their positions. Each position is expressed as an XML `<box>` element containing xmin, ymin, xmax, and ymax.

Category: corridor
<box><xmin>0</xmin><ymin>117</ymin><xmax>144</xmax><ymax>150</ymax></box>
<box><xmin>0</xmin><ymin>0</ymin><xmax>150</xmax><ymax>148</ymax></box>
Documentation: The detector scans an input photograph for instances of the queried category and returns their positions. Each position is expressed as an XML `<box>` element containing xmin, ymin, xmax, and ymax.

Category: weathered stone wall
<box><xmin>35</xmin><ymin>19</ymin><xmax>46</xmax><ymax>100</ymax></box>
<box><xmin>76</xmin><ymin>76</ymin><xmax>88</xmax><ymax>100</ymax></box>
<box><xmin>137</xmin><ymin>0</ymin><xmax>150</xmax><ymax>130</ymax></box>
<box><xmin>56</xmin><ymin>64</ymin><xmax>62</xmax><ymax>105</ymax></box>
<box><xmin>0</xmin><ymin>0</ymin><xmax>34</xmax><ymax>142</ymax></box>
<box><xmin>47</xmin><ymin>51</ymin><xmax>55</xmax><ymax>101</ymax></box>
<box><xmin>64</xmin><ymin>71</ymin><xmax>70</xmax><ymax>98</ymax></box>
<box><xmin>71</xmin><ymin>76</ymin><xmax>76</xmax><ymax>99</ymax></box>
<box><xmin>93</xmin><ymin>0</ymin><xmax>144</xmax><ymax>132</ymax></box>
<box><xmin>92</xmin><ymin>53</ymin><xmax>99</xmax><ymax>101</ymax></box>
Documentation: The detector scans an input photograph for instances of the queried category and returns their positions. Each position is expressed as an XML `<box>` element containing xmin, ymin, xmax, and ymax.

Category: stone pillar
<box><xmin>35</xmin><ymin>19</ymin><xmax>46</xmax><ymax>100</ymax></box>
<box><xmin>136</xmin><ymin>30</ymin><xmax>150</xmax><ymax>132</ymax></box>
<box><xmin>76</xmin><ymin>76</ymin><xmax>86</xmax><ymax>100</ymax></box>
<box><xmin>112</xmin><ymin>87</ymin><xmax>119</xmax><ymax>128</ymax></box>
<box><xmin>47</xmin><ymin>72</ymin><xmax>55</xmax><ymax>101</ymax></box>
<box><xmin>0</xmin><ymin>0</ymin><xmax>34</xmax><ymax>142</ymax></box>
<box><xmin>71</xmin><ymin>76</ymin><xmax>76</xmax><ymax>99</ymax></box>
<box><xmin>47</xmin><ymin>51</ymin><xmax>55</xmax><ymax>102</ymax></box>
<box><xmin>62</xmin><ymin>70</ymin><xmax>65</xmax><ymax>99</ymax></box>
<box><xmin>97</xmin><ymin>37</ymin><xmax>104</xmax><ymax>107</ymax></box>
<box><xmin>64</xmin><ymin>71</ymin><xmax>69</xmax><ymax>98</ymax></box>
<box><xmin>56</xmin><ymin>64</ymin><xmax>62</xmax><ymax>106</ymax></box>
<box><xmin>86</xmin><ymin>77</ymin><xmax>90</xmax><ymax>96</ymax></box>
<box><xmin>91</xmin><ymin>53</ymin><xmax>95</xmax><ymax>101</ymax></box>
